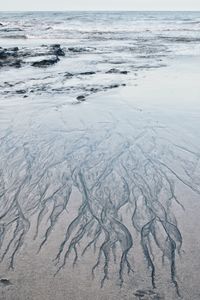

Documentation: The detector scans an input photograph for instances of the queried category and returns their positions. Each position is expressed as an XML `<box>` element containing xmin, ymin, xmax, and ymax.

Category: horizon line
<box><xmin>0</xmin><ymin>10</ymin><xmax>200</xmax><ymax>12</ymax></box>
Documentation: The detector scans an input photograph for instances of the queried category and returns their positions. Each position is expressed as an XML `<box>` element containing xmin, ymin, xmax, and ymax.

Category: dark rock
<box><xmin>0</xmin><ymin>23</ymin><xmax>3</xmax><ymax>26</ymax></box>
<box><xmin>79</xmin><ymin>71</ymin><xmax>96</xmax><ymax>76</ymax></box>
<box><xmin>54</xmin><ymin>48</ymin><xmax>65</xmax><ymax>56</ymax></box>
<box><xmin>77</xmin><ymin>95</ymin><xmax>86</xmax><ymax>101</ymax></box>
<box><xmin>0</xmin><ymin>279</ymin><xmax>12</xmax><ymax>286</ymax></box>
<box><xmin>106</xmin><ymin>68</ymin><xmax>119</xmax><ymax>74</ymax></box>
<box><xmin>0</xmin><ymin>50</ymin><xmax>8</xmax><ymax>59</ymax></box>
<box><xmin>68</xmin><ymin>47</ymin><xmax>86</xmax><ymax>53</ymax></box>
<box><xmin>0</xmin><ymin>47</ymin><xmax>19</xmax><ymax>59</ymax></box>
<box><xmin>16</xmin><ymin>89</ymin><xmax>27</xmax><ymax>94</ymax></box>
<box><xmin>51</xmin><ymin>44</ymin><xmax>65</xmax><ymax>56</ymax></box>
<box><xmin>31</xmin><ymin>56</ymin><xmax>60</xmax><ymax>67</ymax></box>
<box><xmin>9</xmin><ymin>47</ymin><xmax>19</xmax><ymax>52</ymax></box>
<box><xmin>108</xmin><ymin>84</ymin><xmax>120</xmax><ymax>89</ymax></box>
<box><xmin>103</xmin><ymin>83</ymin><xmax>126</xmax><ymax>91</ymax></box>
<box><xmin>89</xmin><ymin>87</ymin><xmax>99</xmax><ymax>93</ymax></box>
<box><xmin>106</xmin><ymin>68</ymin><xmax>128</xmax><ymax>74</ymax></box>
<box><xmin>0</xmin><ymin>47</ymin><xmax>21</xmax><ymax>68</ymax></box>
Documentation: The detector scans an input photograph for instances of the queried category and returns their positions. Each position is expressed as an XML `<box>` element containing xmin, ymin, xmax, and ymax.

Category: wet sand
<box><xmin>0</xmin><ymin>56</ymin><xmax>200</xmax><ymax>300</ymax></box>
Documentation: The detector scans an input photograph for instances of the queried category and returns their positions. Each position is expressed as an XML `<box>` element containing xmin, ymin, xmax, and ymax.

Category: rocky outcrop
<box><xmin>50</xmin><ymin>44</ymin><xmax>65</xmax><ymax>56</ymax></box>
<box><xmin>0</xmin><ymin>44</ymin><xmax>65</xmax><ymax>68</ymax></box>
<box><xmin>31</xmin><ymin>56</ymin><xmax>60</xmax><ymax>67</ymax></box>
<box><xmin>0</xmin><ymin>47</ymin><xmax>21</xmax><ymax>68</ymax></box>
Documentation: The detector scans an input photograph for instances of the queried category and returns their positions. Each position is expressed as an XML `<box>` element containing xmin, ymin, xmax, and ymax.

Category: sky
<box><xmin>0</xmin><ymin>0</ymin><xmax>200</xmax><ymax>11</ymax></box>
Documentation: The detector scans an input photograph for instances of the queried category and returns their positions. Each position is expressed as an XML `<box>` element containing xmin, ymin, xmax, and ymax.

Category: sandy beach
<box><xmin>0</xmin><ymin>11</ymin><xmax>200</xmax><ymax>300</ymax></box>
<box><xmin>0</xmin><ymin>56</ymin><xmax>199</xmax><ymax>300</ymax></box>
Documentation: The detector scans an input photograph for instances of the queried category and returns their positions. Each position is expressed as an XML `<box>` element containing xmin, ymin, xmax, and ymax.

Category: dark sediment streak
<box><xmin>1</xmin><ymin>113</ymin><xmax>199</xmax><ymax>297</ymax></box>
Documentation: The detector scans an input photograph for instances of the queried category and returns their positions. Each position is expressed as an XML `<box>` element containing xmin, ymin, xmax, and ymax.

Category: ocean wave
<box><xmin>0</xmin><ymin>27</ymin><xmax>23</xmax><ymax>32</ymax></box>
<box><xmin>158</xmin><ymin>36</ymin><xmax>200</xmax><ymax>43</ymax></box>
<box><xmin>0</xmin><ymin>34</ymin><xmax>27</xmax><ymax>39</ymax></box>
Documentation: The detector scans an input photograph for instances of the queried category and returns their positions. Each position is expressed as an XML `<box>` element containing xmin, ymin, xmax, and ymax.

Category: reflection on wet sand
<box><xmin>1</xmin><ymin>74</ymin><xmax>200</xmax><ymax>299</ymax></box>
